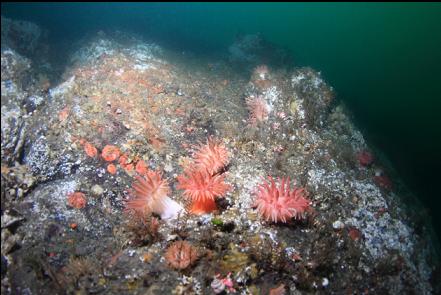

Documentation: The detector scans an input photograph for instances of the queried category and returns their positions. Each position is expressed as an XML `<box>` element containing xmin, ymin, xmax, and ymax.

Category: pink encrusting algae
<box><xmin>125</xmin><ymin>170</ymin><xmax>184</xmax><ymax>220</ymax></box>
<box><xmin>254</xmin><ymin>176</ymin><xmax>311</xmax><ymax>223</ymax></box>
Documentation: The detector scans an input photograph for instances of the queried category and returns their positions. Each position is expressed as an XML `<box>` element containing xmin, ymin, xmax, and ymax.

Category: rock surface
<box><xmin>1</xmin><ymin>18</ymin><xmax>439</xmax><ymax>295</ymax></box>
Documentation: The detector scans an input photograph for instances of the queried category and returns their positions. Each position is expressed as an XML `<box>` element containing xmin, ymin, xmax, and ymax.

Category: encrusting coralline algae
<box><xmin>1</xmin><ymin>17</ymin><xmax>439</xmax><ymax>295</ymax></box>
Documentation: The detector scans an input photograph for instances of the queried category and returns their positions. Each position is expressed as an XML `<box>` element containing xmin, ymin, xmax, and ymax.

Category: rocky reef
<box><xmin>1</xmin><ymin>17</ymin><xmax>439</xmax><ymax>294</ymax></box>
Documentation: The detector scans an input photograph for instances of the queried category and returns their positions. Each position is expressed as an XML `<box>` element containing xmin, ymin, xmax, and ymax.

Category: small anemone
<box><xmin>164</xmin><ymin>240</ymin><xmax>199</xmax><ymax>270</ymax></box>
<box><xmin>125</xmin><ymin>170</ymin><xmax>184</xmax><ymax>220</ymax></box>
<box><xmin>67</xmin><ymin>192</ymin><xmax>87</xmax><ymax>209</ymax></box>
<box><xmin>246</xmin><ymin>95</ymin><xmax>269</xmax><ymax>126</ymax></box>
<box><xmin>253</xmin><ymin>64</ymin><xmax>269</xmax><ymax>80</ymax></box>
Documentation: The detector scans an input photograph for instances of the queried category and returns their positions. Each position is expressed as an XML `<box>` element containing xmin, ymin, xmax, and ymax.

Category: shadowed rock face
<box><xmin>1</xmin><ymin>16</ymin><xmax>45</xmax><ymax>57</ymax></box>
<box><xmin>228</xmin><ymin>33</ymin><xmax>293</xmax><ymax>70</ymax></box>
<box><xmin>1</xmin><ymin>49</ymin><xmax>30</xmax><ymax>165</ymax></box>
<box><xmin>1</xmin><ymin>17</ymin><xmax>439</xmax><ymax>295</ymax></box>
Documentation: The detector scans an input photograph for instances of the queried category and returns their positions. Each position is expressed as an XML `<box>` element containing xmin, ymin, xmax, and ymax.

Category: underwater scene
<box><xmin>1</xmin><ymin>3</ymin><xmax>441</xmax><ymax>294</ymax></box>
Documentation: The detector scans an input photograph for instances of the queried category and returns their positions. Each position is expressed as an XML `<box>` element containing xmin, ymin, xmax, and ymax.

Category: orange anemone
<box><xmin>177</xmin><ymin>168</ymin><xmax>230</xmax><ymax>214</ymax></box>
<box><xmin>67</xmin><ymin>192</ymin><xmax>87</xmax><ymax>209</ymax></box>
<box><xmin>107</xmin><ymin>163</ymin><xmax>117</xmax><ymax>175</ymax></box>
<box><xmin>101</xmin><ymin>145</ymin><xmax>121</xmax><ymax>162</ymax></box>
<box><xmin>135</xmin><ymin>159</ymin><xmax>149</xmax><ymax>175</ymax></box>
<box><xmin>119</xmin><ymin>154</ymin><xmax>134</xmax><ymax>171</ymax></box>
<box><xmin>84</xmin><ymin>142</ymin><xmax>98</xmax><ymax>157</ymax></box>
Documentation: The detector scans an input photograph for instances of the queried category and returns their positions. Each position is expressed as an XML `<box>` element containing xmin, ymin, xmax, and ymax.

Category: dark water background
<box><xmin>2</xmin><ymin>3</ymin><xmax>441</xmax><ymax>239</ymax></box>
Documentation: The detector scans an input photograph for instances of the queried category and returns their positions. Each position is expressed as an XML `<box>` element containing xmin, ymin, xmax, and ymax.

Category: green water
<box><xmin>2</xmin><ymin>3</ymin><xmax>441</xmax><ymax>235</ymax></box>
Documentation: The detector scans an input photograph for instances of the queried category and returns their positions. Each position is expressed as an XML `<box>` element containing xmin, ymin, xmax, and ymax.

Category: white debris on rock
<box><xmin>133</xmin><ymin>63</ymin><xmax>156</xmax><ymax>72</ymax></box>
<box><xmin>291</xmin><ymin>98</ymin><xmax>306</xmax><ymax>122</ymax></box>
<box><xmin>70</xmin><ymin>38</ymin><xmax>116</xmax><ymax>65</ymax></box>
<box><xmin>49</xmin><ymin>75</ymin><xmax>76</xmax><ymax>98</ymax></box>
<box><xmin>1</xmin><ymin>79</ymin><xmax>19</xmax><ymax>97</ymax></box>
<box><xmin>346</xmin><ymin>179</ymin><xmax>414</xmax><ymax>259</ymax></box>
<box><xmin>291</xmin><ymin>72</ymin><xmax>306</xmax><ymax>86</ymax></box>
<box><xmin>221</xmin><ymin>150</ymin><xmax>280</xmax><ymax>245</ymax></box>
<box><xmin>1</xmin><ymin>49</ymin><xmax>31</xmax><ymax>81</ymax></box>
<box><xmin>126</xmin><ymin>43</ymin><xmax>164</xmax><ymax>64</ymax></box>
<box><xmin>284</xmin><ymin>246</ymin><xmax>296</xmax><ymax>257</ymax></box>
<box><xmin>262</xmin><ymin>86</ymin><xmax>281</xmax><ymax>112</ymax></box>
<box><xmin>69</xmin><ymin>35</ymin><xmax>165</xmax><ymax>76</ymax></box>
<box><xmin>349</xmin><ymin>129</ymin><xmax>367</xmax><ymax>151</ymax></box>
<box><xmin>27</xmin><ymin>95</ymin><xmax>45</xmax><ymax>107</ymax></box>
<box><xmin>307</xmin><ymin>168</ymin><xmax>349</xmax><ymax>196</ymax></box>
<box><xmin>332</xmin><ymin>220</ymin><xmax>345</xmax><ymax>230</ymax></box>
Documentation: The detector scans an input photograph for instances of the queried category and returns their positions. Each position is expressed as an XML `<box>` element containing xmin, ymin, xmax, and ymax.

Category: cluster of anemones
<box><xmin>254</xmin><ymin>176</ymin><xmax>311</xmax><ymax>223</ymax></box>
<box><xmin>177</xmin><ymin>137</ymin><xmax>231</xmax><ymax>214</ymax></box>
<box><xmin>124</xmin><ymin>137</ymin><xmax>230</xmax><ymax>219</ymax></box>
<box><xmin>78</xmin><ymin>139</ymin><xmax>151</xmax><ymax>176</ymax></box>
